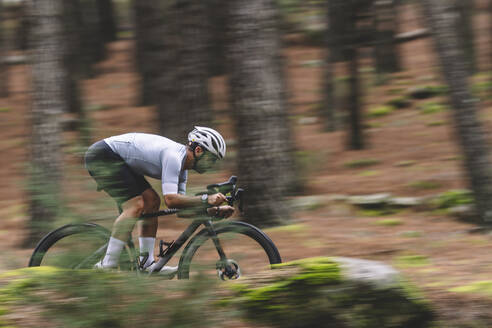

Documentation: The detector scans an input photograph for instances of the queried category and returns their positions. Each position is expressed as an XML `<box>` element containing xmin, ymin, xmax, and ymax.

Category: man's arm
<box><xmin>164</xmin><ymin>193</ymin><xmax>227</xmax><ymax>209</ymax></box>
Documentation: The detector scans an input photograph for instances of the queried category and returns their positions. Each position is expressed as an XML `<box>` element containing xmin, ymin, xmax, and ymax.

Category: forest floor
<box><xmin>1</xmin><ymin>5</ymin><xmax>492</xmax><ymax>327</ymax></box>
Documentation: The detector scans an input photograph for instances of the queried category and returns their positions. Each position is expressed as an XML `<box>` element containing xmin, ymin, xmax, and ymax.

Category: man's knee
<box><xmin>142</xmin><ymin>189</ymin><xmax>160</xmax><ymax>212</ymax></box>
<box><xmin>122</xmin><ymin>196</ymin><xmax>145</xmax><ymax>217</ymax></box>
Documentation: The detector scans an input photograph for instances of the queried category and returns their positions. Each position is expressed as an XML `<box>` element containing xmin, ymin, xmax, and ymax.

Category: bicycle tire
<box><xmin>28</xmin><ymin>223</ymin><xmax>136</xmax><ymax>271</ymax></box>
<box><xmin>177</xmin><ymin>221</ymin><xmax>281</xmax><ymax>279</ymax></box>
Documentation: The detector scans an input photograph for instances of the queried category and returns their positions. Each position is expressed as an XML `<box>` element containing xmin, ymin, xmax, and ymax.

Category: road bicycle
<box><xmin>28</xmin><ymin>176</ymin><xmax>282</xmax><ymax>280</ymax></box>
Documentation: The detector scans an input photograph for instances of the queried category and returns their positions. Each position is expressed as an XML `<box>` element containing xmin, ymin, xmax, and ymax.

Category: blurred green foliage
<box><xmin>234</xmin><ymin>257</ymin><xmax>434</xmax><ymax>328</ymax></box>
<box><xmin>344</xmin><ymin>158</ymin><xmax>381</xmax><ymax>168</ymax></box>
<box><xmin>433</xmin><ymin>189</ymin><xmax>474</xmax><ymax>209</ymax></box>
<box><xmin>386</xmin><ymin>96</ymin><xmax>411</xmax><ymax>109</ymax></box>
<box><xmin>408</xmin><ymin>180</ymin><xmax>442</xmax><ymax>190</ymax></box>
<box><xmin>368</xmin><ymin>105</ymin><xmax>394</xmax><ymax>118</ymax></box>
<box><xmin>0</xmin><ymin>267</ymin><xmax>220</xmax><ymax>328</ymax></box>
<box><xmin>418</xmin><ymin>101</ymin><xmax>447</xmax><ymax>115</ymax></box>
<box><xmin>374</xmin><ymin>218</ymin><xmax>403</xmax><ymax>226</ymax></box>
<box><xmin>395</xmin><ymin>255</ymin><xmax>429</xmax><ymax>268</ymax></box>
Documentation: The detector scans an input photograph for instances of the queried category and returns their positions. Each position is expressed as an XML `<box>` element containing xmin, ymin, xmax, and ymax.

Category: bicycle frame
<box><xmin>139</xmin><ymin>209</ymin><xmax>228</xmax><ymax>274</ymax></box>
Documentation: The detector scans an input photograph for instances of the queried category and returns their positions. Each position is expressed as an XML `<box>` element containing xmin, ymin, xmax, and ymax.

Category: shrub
<box><xmin>344</xmin><ymin>158</ymin><xmax>381</xmax><ymax>168</ymax></box>
<box><xmin>434</xmin><ymin>189</ymin><xmax>474</xmax><ymax>209</ymax></box>
<box><xmin>368</xmin><ymin>106</ymin><xmax>394</xmax><ymax>117</ymax></box>
<box><xmin>395</xmin><ymin>255</ymin><xmax>429</xmax><ymax>268</ymax></box>
<box><xmin>386</xmin><ymin>96</ymin><xmax>411</xmax><ymax>109</ymax></box>
<box><xmin>409</xmin><ymin>180</ymin><xmax>442</xmax><ymax>190</ymax></box>
<box><xmin>374</xmin><ymin>218</ymin><xmax>403</xmax><ymax>226</ymax></box>
<box><xmin>418</xmin><ymin>101</ymin><xmax>447</xmax><ymax>114</ymax></box>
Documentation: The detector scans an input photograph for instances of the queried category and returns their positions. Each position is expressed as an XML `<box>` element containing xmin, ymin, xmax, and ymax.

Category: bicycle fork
<box><xmin>203</xmin><ymin>220</ymin><xmax>240</xmax><ymax>280</ymax></box>
<box><xmin>203</xmin><ymin>220</ymin><xmax>227</xmax><ymax>261</ymax></box>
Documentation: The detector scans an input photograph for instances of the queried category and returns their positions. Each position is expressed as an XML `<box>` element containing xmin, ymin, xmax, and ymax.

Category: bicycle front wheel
<box><xmin>178</xmin><ymin>221</ymin><xmax>281</xmax><ymax>280</ymax></box>
<box><xmin>28</xmin><ymin>223</ymin><xmax>136</xmax><ymax>271</ymax></box>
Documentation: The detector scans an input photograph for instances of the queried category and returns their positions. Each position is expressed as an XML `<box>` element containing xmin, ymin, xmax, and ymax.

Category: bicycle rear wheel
<box><xmin>28</xmin><ymin>223</ymin><xmax>136</xmax><ymax>271</ymax></box>
<box><xmin>178</xmin><ymin>221</ymin><xmax>281</xmax><ymax>280</ymax></box>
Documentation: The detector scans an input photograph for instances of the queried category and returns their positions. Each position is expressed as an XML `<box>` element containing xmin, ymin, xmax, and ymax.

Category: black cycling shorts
<box><xmin>84</xmin><ymin>140</ymin><xmax>151</xmax><ymax>206</ymax></box>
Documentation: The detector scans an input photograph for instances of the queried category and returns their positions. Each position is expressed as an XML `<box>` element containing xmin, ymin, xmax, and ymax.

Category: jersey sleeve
<box><xmin>161</xmin><ymin>154</ymin><xmax>184</xmax><ymax>195</ymax></box>
<box><xmin>178</xmin><ymin>170</ymin><xmax>188</xmax><ymax>195</ymax></box>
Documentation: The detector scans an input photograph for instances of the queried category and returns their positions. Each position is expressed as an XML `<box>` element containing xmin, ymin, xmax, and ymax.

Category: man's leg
<box><xmin>100</xmin><ymin>195</ymin><xmax>145</xmax><ymax>268</ymax></box>
<box><xmin>137</xmin><ymin>188</ymin><xmax>160</xmax><ymax>268</ymax></box>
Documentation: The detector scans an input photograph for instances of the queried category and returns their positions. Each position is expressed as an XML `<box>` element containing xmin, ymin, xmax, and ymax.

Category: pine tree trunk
<box><xmin>0</xmin><ymin>1</ymin><xmax>8</xmax><ymax>98</ymax></box>
<box><xmin>25</xmin><ymin>0</ymin><xmax>66</xmax><ymax>247</ymax></box>
<box><xmin>347</xmin><ymin>47</ymin><xmax>364</xmax><ymax>150</ymax></box>
<box><xmin>208</xmin><ymin>0</ymin><xmax>227</xmax><ymax>76</ymax></box>
<box><xmin>227</xmin><ymin>0</ymin><xmax>293</xmax><ymax>227</ymax></box>
<box><xmin>373</xmin><ymin>0</ymin><xmax>400</xmax><ymax>74</ymax></box>
<box><xmin>134</xmin><ymin>0</ymin><xmax>168</xmax><ymax>107</ymax></box>
<box><xmin>154</xmin><ymin>3</ymin><xmax>182</xmax><ymax>141</ymax></box>
<box><xmin>422</xmin><ymin>0</ymin><xmax>492</xmax><ymax>223</ymax></box>
<box><xmin>455</xmin><ymin>0</ymin><xmax>475</xmax><ymax>74</ymax></box>
<box><xmin>64</xmin><ymin>0</ymin><xmax>83</xmax><ymax>115</ymax></box>
<box><xmin>173</xmin><ymin>0</ymin><xmax>212</xmax><ymax>143</ymax></box>
<box><xmin>321</xmin><ymin>0</ymin><xmax>337</xmax><ymax>132</ymax></box>
<box><xmin>98</xmin><ymin>0</ymin><xmax>117</xmax><ymax>43</ymax></box>
<box><xmin>80</xmin><ymin>0</ymin><xmax>105</xmax><ymax>77</ymax></box>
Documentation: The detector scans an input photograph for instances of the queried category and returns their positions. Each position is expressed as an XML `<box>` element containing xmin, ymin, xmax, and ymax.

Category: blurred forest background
<box><xmin>1</xmin><ymin>0</ymin><xmax>492</xmax><ymax>327</ymax></box>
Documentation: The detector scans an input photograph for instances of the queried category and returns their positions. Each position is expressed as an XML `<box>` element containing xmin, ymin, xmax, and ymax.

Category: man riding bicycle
<box><xmin>84</xmin><ymin>126</ymin><xmax>234</xmax><ymax>274</ymax></box>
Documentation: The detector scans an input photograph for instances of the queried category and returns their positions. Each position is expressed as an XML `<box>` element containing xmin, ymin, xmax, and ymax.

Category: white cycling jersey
<box><xmin>104</xmin><ymin>133</ymin><xmax>187</xmax><ymax>195</ymax></box>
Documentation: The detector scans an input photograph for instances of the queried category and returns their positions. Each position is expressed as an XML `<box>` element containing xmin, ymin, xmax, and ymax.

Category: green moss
<box><xmin>408</xmin><ymin>180</ymin><xmax>442</xmax><ymax>190</ymax></box>
<box><xmin>374</xmin><ymin>218</ymin><xmax>403</xmax><ymax>226</ymax></box>
<box><xmin>395</xmin><ymin>255</ymin><xmax>430</xmax><ymax>268</ymax></box>
<box><xmin>358</xmin><ymin>208</ymin><xmax>400</xmax><ymax>217</ymax></box>
<box><xmin>272</xmin><ymin>256</ymin><xmax>338</xmax><ymax>269</ymax></box>
<box><xmin>236</xmin><ymin>256</ymin><xmax>434</xmax><ymax>328</ymax></box>
<box><xmin>472</xmin><ymin>81</ymin><xmax>492</xmax><ymax>98</ymax></box>
<box><xmin>266</xmin><ymin>224</ymin><xmax>308</xmax><ymax>233</ymax></box>
<box><xmin>0</xmin><ymin>108</ymin><xmax>10</xmax><ymax>113</ymax></box>
<box><xmin>434</xmin><ymin>189</ymin><xmax>474</xmax><ymax>209</ymax></box>
<box><xmin>449</xmin><ymin>281</ymin><xmax>492</xmax><ymax>297</ymax></box>
<box><xmin>344</xmin><ymin>158</ymin><xmax>381</xmax><ymax>169</ymax></box>
<box><xmin>368</xmin><ymin>105</ymin><xmax>394</xmax><ymax>118</ymax></box>
<box><xmin>418</xmin><ymin>101</ymin><xmax>447</xmax><ymax>114</ymax></box>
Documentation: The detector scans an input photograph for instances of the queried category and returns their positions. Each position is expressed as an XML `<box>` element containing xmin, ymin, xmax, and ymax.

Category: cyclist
<box><xmin>84</xmin><ymin>126</ymin><xmax>234</xmax><ymax>274</ymax></box>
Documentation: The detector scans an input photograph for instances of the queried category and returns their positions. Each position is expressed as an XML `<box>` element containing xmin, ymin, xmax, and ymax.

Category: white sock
<box><xmin>139</xmin><ymin>237</ymin><xmax>156</xmax><ymax>268</ymax></box>
<box><xmin>102</xmin><ymin>237</ymin><xmax>126</xmax><ymax>268</ymax></box>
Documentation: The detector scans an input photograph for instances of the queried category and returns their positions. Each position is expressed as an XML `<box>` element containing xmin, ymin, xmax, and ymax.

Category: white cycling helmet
<box><xmin>188</xmin><ymin>126</ymin><xmax>226</xmax><ymax>159</ymax></box>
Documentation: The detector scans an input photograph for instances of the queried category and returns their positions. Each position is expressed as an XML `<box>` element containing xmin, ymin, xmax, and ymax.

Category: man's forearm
<box><xmin>164</xmin><ymin>193</ymin><xmax>202</xmax><ymax>209</ymax></box>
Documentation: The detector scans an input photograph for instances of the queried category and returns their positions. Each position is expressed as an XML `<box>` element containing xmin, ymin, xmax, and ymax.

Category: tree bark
<box><xmin>455</xmin><ymin>0</ymin><xmax>475</xmax><ymax>74</ymax></box>
<box><xmin>0</xmin><ymin>0</ymin><xmax>8</xmax><ymax>98</ymax></box>
<box><xmin>134</xmin><ymin>0</ymin><xmax>168</xmax><ymax>106</ymax></box>
<box><xmin>208</xmin><ymin>0</ymin><xmax>227</xmax><ymax>76</ymax></box>
<box><xmin>63</xmin><ymin>0</ymin><xmax>83</xmax><ymax>115</ymax></box>
<box><xmin>321</xmin><ymin>0</ymin><xmax>337</xmax><ymax>132</ymax></box>
<box><xmin>25</xmin><ymin>0</ymin><xmax>66</xmax><ymax>246</ymax></box>
<box><xmin>80</xmin><ymin>0</ymin><xmax>106</xmax><ymax>77</ymax></box>
<box><xmin>98</xmin><ymin>0</ymin><xmax>117</xmax><ymax>43</ymax></box>
<box><xmin>422</xmin><ymin>0</ymin><xmax>492</xmax><ymax>223</ymax></box>
<box><xmin>227</xmin><ymin>0</ymin><xmax>293</xmax><ymax>227</ymax></box>
<box><xmin>347</xmin><ymin>46</ymin><xmax>364</xmax><ymax>150</ymax></box>
<box><xmin>172</xmin><ymin>0</ymin><xmax>212</xmax><ymax>142</ymax></box>
<box><xmin>373</xmin><ymin>0</ymin><xmax>401</xmax><ymax>74</ymax></box>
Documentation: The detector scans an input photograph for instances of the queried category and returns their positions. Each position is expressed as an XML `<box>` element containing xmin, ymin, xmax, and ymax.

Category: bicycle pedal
<box><xmin>159</xmin><ymin>239</ymin><xmax>174</xmax><ymax>257</ymax></box>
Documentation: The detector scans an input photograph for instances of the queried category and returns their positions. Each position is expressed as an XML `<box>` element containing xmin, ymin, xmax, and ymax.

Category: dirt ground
<box><xmin>1</xmin><ymin>4</ymin><xmax>492</xmax><ymax>327</ymax></box>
